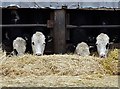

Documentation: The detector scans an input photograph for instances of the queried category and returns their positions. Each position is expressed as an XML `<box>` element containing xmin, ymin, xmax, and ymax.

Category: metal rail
<box><xmin>1</xmin><ymin>24</ymin><xmax>120</xmax><ymax>29</ymax></box>
<box><xmin>67</xmin><ymin>25</ymin><xmax>120</xmax><ymax>29</ymax></box>
<box><xmin>0</xmin><ymin>24</ymin><xmax>47</xmax><ymax>28</ymax></box>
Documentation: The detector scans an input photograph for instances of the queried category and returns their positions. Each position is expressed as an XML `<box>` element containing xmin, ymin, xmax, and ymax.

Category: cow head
<box><xmin>31</xmin><ymin>31</ymin><xmax>46</xmax><ymax>56</ymax></box>
<box><xmin>75</xmin><ymin>42</ymin><xmax>90</xmax><ymax>56</ymax></box>
<box><xmin>96</xmin><ymin>33</ymin><xmax>110</xmax><ymax>58</ymax></box>
<box><xmin>13</xmin><ymin>37</ymin><xmax>26</xmax><ymax>56</ymax></box>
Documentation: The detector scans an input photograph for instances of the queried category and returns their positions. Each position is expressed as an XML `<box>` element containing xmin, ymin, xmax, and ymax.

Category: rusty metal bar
<box><xmin>0</xmin><ymin>24</ymin><xmax>47</xmax><ymax>28</ymax></box>
<box><xmin>67</xmin><ymin>25</ymin><xmax>120</xmax><ymax>29</ymax></box>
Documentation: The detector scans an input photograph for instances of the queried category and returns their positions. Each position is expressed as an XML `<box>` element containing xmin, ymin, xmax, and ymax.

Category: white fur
<box><xmin>75</xmin><ymin>42</ymin><xmax>90</xmax><ymax>56</ymax></box>
<box><xmin>13</xmin><ymin>37</ymin><xmax>26</xmax><ymax>56</ymax></box>
<box><xmin>96</xmin><ymin>33</ymin><xmax>109</xmax><ymax>58</ymax></box>
<box><xmin>31</xmin><ymin>31</ymin><xmax>46</xmax><ymax>56</ymax></box>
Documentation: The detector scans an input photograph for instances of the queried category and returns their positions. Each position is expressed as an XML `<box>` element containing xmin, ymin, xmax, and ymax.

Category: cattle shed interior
<box><xmin>67</xmin><ymin>10</ymin><xmax>120</xmax><ymax>44</ymax></box>
<box><xmin>2</xmin><ymin>8</ymin><xmax>120</xmax><ymax>54</ymax></box>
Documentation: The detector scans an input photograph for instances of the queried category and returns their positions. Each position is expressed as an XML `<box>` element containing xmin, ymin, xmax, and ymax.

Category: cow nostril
<box><xmin>100</xmin><ymin>55</ymin><xmax>106</xmax><ymax>58</ymax></box>
<box><xmin>35</xmin><ymin>53</ymin><xmax>42</xmax><ymax>56</ymax></box>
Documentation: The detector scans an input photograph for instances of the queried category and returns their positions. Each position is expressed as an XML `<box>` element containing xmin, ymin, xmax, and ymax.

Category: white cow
<box><xmin>75</xmin><ymin>42</ymin><xmax>90</xmax><ymax>56</ymax></box>
<box><xmin>31</xmin><ymin>31</ymin><xmax>46</xmax><ymax>56</ymax></box>
<box><xmin>13</xmin><ymin>37</ymin><xmax>26</xmax><ymax>56</ymax></box>
<box><xmin>96</xmin><ymin>33</ymin><xmax>110</xmax><ymax>58</ymax></box>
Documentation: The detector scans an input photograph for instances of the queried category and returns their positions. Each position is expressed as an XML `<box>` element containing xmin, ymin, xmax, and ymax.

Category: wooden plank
<box><xmin>53</xmin><ymin>10</ymin><xmax>66</xmax><ymax>54</ymax></box>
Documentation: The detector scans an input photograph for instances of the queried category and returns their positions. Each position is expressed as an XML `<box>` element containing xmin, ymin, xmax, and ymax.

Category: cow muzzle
<box><xmin>35</xmin><ymin>53</ymin><xmax>42</xmax><ymax>56</ymax></box>
<box><xmin>100</xmin><ymin>53</ymin><xmax>106</xmax><ymax>58</ymax></box>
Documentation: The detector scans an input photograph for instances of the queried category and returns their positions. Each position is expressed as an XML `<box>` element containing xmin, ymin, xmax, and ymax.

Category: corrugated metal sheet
<box><xmin>1</xmin><ymin>2</ymin><xmax>120</xmax><ymax>9</ymax></box>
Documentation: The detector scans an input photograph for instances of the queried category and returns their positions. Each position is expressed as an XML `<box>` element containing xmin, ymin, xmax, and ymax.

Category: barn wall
<box><xmin>67</xmin><ymin>10</ymin><xmax>120</xmax><ymax>46</ymax></box>
<box><xmin>2</xmin><ymin>9</ymin><xmax>53</xmax><ymax>54</ymax></box>
<box><xmin>2</xmin><ymin>9</ymin><xmax>120</xmax><ymax>54</ymax></box>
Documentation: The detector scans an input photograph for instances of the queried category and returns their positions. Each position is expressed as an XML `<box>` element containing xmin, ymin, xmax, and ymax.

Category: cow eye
<box><xmin>43</xmin><ymin>43</ymin><xmax>46</xmax><ymax>46</ymax></box>
<box><xmin>106</xmin><ymin>43</ymin><xmax>109</xmax><ymax>48</ymax></box>
<box><xmin>43</xmin><ymin>42</ymin><xmax>46</xmax><ymax>45</ymax></box>
<box><xmin>32</xmin><ymin>42</ymin><xmax>34</xmax><ymax>45</ymax></box>
<box><xmin>41</xmin><ymin>43</ymin><xmax>45</xmax><ymax>46</ymax></box>
<box><xmin>96</xmin><ymin>43</ymin><xmax>98</xmax><ymax>46</ymax></box>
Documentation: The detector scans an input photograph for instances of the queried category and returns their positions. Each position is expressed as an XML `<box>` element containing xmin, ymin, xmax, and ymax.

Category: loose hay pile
<box><xmin>1</xmin><ymin>55</ymin><xmax>105</xmax><ymax>77</ymax></box>
<box><xmin>0</xmin><ymin>49</ymin><xmax>119</xmax><ymax>87</ymax></box>
<box><xmin>100</xmin><ymin>49</ymin><xmax>119</xmax><ymax>75</ymax></box>
<box><xmin>1</xmin><ymin>51</ymin><xmax>119</xmax><ymax>77</ymax></box>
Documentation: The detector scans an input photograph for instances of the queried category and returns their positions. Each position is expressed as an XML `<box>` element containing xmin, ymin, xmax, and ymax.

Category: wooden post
<box><xmin>53</xmin><ymin>9</ymin><xmax>66</xmax><ymax>54</ymax></box>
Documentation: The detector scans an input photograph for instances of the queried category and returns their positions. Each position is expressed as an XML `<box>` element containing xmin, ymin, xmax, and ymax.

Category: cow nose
<box><xmin>35</xmin><ymin>53</ymin><xmax>42</xmax><ymax>56</ymax></box>
<box><xmin>100</xmin><ymin>54</ymin><xmax>106</xmax><ymax>58</ymax></box>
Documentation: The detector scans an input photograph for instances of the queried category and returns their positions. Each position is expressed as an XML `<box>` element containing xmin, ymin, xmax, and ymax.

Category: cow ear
<box><xmin>24</xmin><ymin>37</ymin><xmax>28</xmax><ymax>41</ymax></box>
<box><xmin>5</xmin><ymin>32</ymin><xmax>10</xmax><ymax>40</ymax></box>
<box><xmin>47</xmin><ymin>36</ymin><xmax>53</xmax><ymax>43</ymax></box>
<box><xmin>73</xmin><ymin>45</ymin><xmax>76</xmax><ymax>48</ymax></box>
<box><xmin>109</xmin><ymin>42</ymin><xmax>114</xmax><ymax>45</ymax></box>
<box><xmin>107</xmin><ymin>42</ymin><xmax>113</xmax><ymax>49</ymax></box>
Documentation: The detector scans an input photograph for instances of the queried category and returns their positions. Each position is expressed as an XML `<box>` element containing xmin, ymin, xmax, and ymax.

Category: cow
<box><xmin>13</xmin><ymin>37</ymin><xmax>26</xmax><ymax>56</ymax></box>
<box><xmin>75</xmin><ymin>42</ymin><xmax>90</xmax><ymax>56</ymax></box>
<box><xmin>31</xmin><ymin>31</ymin><xmax>46</xmax><ymax>56</ymax></box>
<box><xmin>96</xmin><ymin>33</ymin><xmax>110</xmax><ymax>58</ymax></box>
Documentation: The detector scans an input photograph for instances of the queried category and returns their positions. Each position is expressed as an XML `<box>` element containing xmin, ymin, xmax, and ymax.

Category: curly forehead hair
<box><xmin>96</xmin><ymin>33</ymin><xmax>109</xmax><ymax>42</ymax></box>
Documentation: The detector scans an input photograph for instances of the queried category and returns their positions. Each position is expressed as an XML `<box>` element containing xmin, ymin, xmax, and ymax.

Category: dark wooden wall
<box><xmin>2</xmin><ymin>9</ymin><xmax>120</xmax><ymax>54</ymax></box>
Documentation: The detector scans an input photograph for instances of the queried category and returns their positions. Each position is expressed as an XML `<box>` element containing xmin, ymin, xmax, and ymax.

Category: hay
<box><xmin>1</xmin><ymin>75</ymin><xmax>118</xmax><ymax>87</ymax></box>
<box><xmin>1</xmin><ymin>52</ymin><xmax>119</xmax><ymax>77</ymax></box>
<box><xmin>0</xmin><ymin>49</ymin><xmax>119</xmax><ymax>87</ymax></box>
<box><xmin>1</xmin><ymin>55</ymin><xmax>103</xmax><ymax>77</ymax></box>
<box><xmin>100</xmin><ymin>49</ymin><xmax>119</xmax><ymax>75</ymax></box>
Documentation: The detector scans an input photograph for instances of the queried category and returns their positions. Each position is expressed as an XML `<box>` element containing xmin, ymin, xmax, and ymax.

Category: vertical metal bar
<box><xmin>53</xmin><ymin>9</ymin><xmax>66</xmax><ymax>54</ymax></box>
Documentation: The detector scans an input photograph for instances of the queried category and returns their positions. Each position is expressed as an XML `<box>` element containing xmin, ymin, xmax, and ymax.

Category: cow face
<box><xmin>31</xmin><ymin>32</ymin><xmax>46</xmax><ymax>56</ymax></box>
<box><xmin>96</xmin><ymin>33</ymin><xmax>109</xmax><ymax>58</ymax></box>
<box><xmin>75</xmin><ymin>42</ymin><xmax>90</xmax><ymax>56</ymax></box>
<box><xmin>13</xmin><ymin>37</ymin><xmax>26</xmax><ymax>56</ymax></box>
